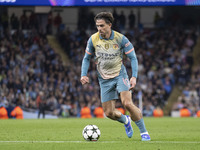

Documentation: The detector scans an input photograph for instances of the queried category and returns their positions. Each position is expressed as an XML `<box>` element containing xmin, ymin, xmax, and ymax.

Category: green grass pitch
<box><xmin>0</xmin><ymin>117</ymin><xmax>199</xmax><ymax>150</ymax></box>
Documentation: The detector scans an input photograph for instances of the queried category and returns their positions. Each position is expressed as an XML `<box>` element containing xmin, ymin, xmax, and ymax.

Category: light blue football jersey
<box><xmin>81</xmin><ymin>30</ymin><xmax>138</xmax><ymax>79</ymax></box>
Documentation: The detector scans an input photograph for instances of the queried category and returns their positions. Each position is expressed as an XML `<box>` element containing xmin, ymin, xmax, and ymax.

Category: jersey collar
<box><xmin>99</xmin><ymin>30</ymin><xmax>114</xmax><ymax>40</ymax></box>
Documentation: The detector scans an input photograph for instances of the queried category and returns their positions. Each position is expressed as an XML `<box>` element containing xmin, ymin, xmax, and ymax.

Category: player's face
<box><xmin>96</xmin><ymin>19</ymin><xmax>111</xmax><ymax>39</ymax></box>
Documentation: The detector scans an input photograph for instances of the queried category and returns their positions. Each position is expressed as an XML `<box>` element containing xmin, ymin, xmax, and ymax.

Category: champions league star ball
<box><xmin>82</xmin><ymin>125</ymin><xmax>101</xmax><ymax>141</ymax></box>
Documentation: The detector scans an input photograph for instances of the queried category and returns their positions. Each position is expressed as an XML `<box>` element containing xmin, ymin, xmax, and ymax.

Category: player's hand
<box><xmin>80</xmin><ymin>76</ymin><xmax>89</xmax><ymax>85</ymax></box>
<box><xmin>129</xmin><ymin>77</ymin><xmax>137</xmax><ymax>91</ymax></box>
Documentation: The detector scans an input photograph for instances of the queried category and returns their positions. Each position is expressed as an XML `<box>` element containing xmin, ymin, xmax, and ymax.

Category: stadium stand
<box><xmin>0</xmin><ymin>8</ymin><xmax>199</xmax><ymax>118</ymax></box>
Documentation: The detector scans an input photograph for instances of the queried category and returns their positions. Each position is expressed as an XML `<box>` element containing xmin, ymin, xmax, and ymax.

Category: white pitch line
<box><xmin>0</xmin><ymin>141</ymin><xmax>200</xmax><ymax>144</ymax></box>
<box><xmin>147</xmin><ymin>141</ymin><xmax>200</xmax><ymax>144</ymax></box>
<box><xmin>0</xmin><ymin>141</ymin><xmax>114</xmax><ymax>143</ymax></box>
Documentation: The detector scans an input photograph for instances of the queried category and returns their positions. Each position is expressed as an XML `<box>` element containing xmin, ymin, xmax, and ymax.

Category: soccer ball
<box><xmin>82</xmin><ymin>125</ymin><xmax>101</xmax><ymax>141</ymax></box>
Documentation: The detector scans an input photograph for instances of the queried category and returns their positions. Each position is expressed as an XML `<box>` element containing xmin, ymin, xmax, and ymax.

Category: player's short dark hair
<box><xmin>94</xmin><ymin>12</ymin><xmax>114</xmax><ymax>24</ymax></box>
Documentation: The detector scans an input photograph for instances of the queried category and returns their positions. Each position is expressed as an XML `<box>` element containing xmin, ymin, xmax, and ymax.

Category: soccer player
<box><xmin>80</xmin><ymin>12</ymin><xmax>150</xmax><ymax>141</ymax></box>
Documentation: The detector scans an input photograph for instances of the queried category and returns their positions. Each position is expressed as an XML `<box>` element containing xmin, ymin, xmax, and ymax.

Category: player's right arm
<box><xmin>80</xmin><ymin>37</ymin><xmax>94</xmax><ymax>85</ymax></box>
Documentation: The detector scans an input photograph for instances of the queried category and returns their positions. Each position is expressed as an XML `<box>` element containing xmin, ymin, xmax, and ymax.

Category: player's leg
<box><xmin>102</xmin><ymin>100</ymin><xmax>133</xmax><ymax>138</ymax></box>
<box><xmin>38</xmin><ymin>111</ymin><xmax>40</xmax><ymax>119</ymax></box>
<box><xmin>42</xmin><ymin>107</ymin><xmax>45</xmax><ymax>119</ymax></box>
<box><xmin>38</xmin><ymin>107</ymin><xmax>41</xmax><ymax>119</ymax></box>
<box><xmin>120</xmin><ymin>91</ymin><xmax>151</xmax><ymax>141</ymax></box>
<box><xmin>102</xmin><ymin>100</ymin><xmax>126</xmax><ymax>121</ymax></box>
<box><xmin>120</xmin><ymin>91</ymin><xmax>142</xmax><ymax>121</ymax></box>
<box><xmin>99</xmin><ymin>76</ymin><xmax>127</xmax><ymax>121</ymax></box>
<box><xmin>99</xmin><ymin>75</ymin><xmax>133</xmax><ymax>138</ymax></box>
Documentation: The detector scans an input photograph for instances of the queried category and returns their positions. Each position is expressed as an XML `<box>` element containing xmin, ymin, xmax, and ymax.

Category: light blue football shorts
<box><xmin>98</xmin><ymin>67</ymin><xmax>131</xmax><ymax>103</ymax></box>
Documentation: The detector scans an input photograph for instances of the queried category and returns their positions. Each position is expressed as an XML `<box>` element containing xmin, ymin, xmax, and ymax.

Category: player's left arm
<box><xmin>122</xmin><ymin>36</ymin><xmax>138</xmax><ymax>90</ymax></box>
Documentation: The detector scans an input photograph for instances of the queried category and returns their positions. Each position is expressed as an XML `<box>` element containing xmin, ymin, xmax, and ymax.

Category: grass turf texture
<box><xmin>0</xmin><ymin>117</ymin><xmax>199</xmax><ymax>150</ymax></box>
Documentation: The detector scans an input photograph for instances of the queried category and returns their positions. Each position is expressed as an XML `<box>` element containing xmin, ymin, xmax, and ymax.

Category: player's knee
<box><xmin>122</xmin><ymin>101</ymin><xmax>133</xmax><ymax>111</ymax></box>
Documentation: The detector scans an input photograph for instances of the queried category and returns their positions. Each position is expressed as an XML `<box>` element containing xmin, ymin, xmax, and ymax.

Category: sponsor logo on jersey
<box><xmin>97</xmin><ymin>52</ymin><xmax>120</xmax><ymax>60</ymax></box>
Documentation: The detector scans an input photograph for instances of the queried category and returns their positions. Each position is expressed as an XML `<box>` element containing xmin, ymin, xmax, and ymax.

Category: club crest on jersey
<box><xmin>105</xmin><ymin>44</ymin><xmax>109</xmax><ymax>50</ymax></box>
<box><xmin>113</xmin><ymin>44</ymin><xmax>119</xmax><ymax>50</ymax></box>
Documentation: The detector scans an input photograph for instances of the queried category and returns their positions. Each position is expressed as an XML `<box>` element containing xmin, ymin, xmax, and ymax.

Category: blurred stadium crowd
<box><xmin>0</xmin><ymin>8</ymin><xmax>200</xmax><ymax>119</ymax></box>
